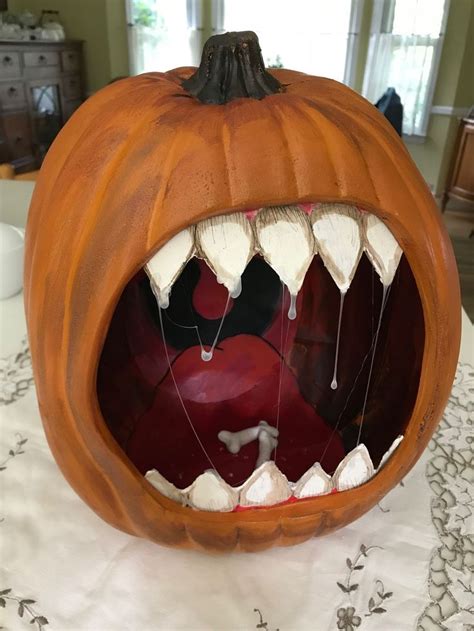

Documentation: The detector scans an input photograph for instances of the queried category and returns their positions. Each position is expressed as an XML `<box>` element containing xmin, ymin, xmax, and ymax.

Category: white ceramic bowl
<box><xmin>0</xmin><ymin>222</ymin><xmax>25</xmax><ymax>300</ymax></box>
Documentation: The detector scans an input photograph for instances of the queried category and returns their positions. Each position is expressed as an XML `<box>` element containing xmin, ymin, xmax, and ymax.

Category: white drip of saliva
<box><xmin>288</xmin><ymin>292</ymin><xmax>297</xmax><ymax>320</ymax></box>
<box><xmin>356</xmin><ymin>283</ymin><xmax>390</xmax><ymax>446</ymax></box>
<box><xmin>201</xmin><ymin>290</ymin><xmax>231</xmax><ymax>362</ymax></box>
<box><xmin>330</xmin><ymin>291</ymin><xmax>346</xmax><ymax>390</ymax></box>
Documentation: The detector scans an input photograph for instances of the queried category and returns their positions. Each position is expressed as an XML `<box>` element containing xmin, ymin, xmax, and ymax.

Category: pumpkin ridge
<box><xmin>145</xmin><ymin>103</ymin><xmax>205</xmax><ymax>250</ymax></box>
<box><xmin>286</xmin><ymin>97</ymin><xmax>355</xmax><ymax>198</ymax></box>
<box><xmin>60</xmin><ymin>105</ymin><xmax>178</xmax><ymax>386</ymax></box>
<box><xmin>297</xmin><ymin>96</ymin><xmax>380</xmax><ymax>204</ymax></box>
<box><xmin>263</xmin><ymin>99</ymin><xmax>302</xmax><ymax>200</ymax></box>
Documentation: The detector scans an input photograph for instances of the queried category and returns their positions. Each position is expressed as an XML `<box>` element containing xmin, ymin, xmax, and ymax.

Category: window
<box><xmin>126</xmin><ymin>1</ymin><xmax>201</xmax><ymax>74</ymax></box>
<box><xmin>362</xmin><ymin>0</ymin><xmax>449</xmax><ymax>137</ymax></box>
<box><xmin>127</xmin><ymin>0</ymin><xmax>365</xmax><ymax>87</ymax></box>
<box><xmin>221</xmin><ymin>0</ymin><xmax>364</xmax><ymax>86</ymax></box>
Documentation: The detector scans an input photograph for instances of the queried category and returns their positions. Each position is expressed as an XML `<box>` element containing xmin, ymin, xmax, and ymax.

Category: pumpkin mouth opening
<box><xmin>97</xmin><ymin>204</ymin><xmax>424</xmax><ymax>511</ymax></box>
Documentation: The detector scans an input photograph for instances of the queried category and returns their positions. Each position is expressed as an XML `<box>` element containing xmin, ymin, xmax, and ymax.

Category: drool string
<box><xmin>274</xmin><ymin>283</ymin><xmax>291</xmax><ymax>464</ymax></box>
<box><xmin>157</xmin><ymin>303</ymin><xmax>219</xmax><ymax>474</ymax></box>
<box><xmin>356</xmin><ymin>283</ymin><xmax>391</xmax><ymax>446</ymax></box>
<box><xmin>201</xmin><ymin>290</ymin><xmax>231</xmax><ymax>362</ymax></box>
<box><xmin>330</xmin><ymin>291</ymin><xmax>346</xmax><ymax>390</ymax></box>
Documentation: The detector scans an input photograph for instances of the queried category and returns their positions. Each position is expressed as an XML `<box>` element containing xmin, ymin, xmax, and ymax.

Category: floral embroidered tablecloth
<box><xmin>1</xmin><ymin>300</ymin><xmax>473</xmax><ymax>631</ymax></box>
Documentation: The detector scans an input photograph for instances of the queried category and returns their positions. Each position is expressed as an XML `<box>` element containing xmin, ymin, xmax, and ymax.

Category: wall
<box><xmin>8</xmin><ymin>0</ymin><xmax>129</xmax><ymax>92</ymax></box>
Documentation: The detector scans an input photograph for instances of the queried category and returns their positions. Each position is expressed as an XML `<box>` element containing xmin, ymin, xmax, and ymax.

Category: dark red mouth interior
<box><xmin>98</xmin><ymin>238</ymin><xmax>424</xmax><ymax>490</ymax></box>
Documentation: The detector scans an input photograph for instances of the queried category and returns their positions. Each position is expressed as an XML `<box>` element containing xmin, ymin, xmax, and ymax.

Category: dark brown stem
<box><xmin>182</xmin><ymin>31</ymin><xmax>283</xmax><ymax>104</ymax></box>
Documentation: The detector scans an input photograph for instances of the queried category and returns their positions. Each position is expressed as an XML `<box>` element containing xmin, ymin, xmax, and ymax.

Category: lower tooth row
<box><xmin>145</xmin><ymin>436</ymin><xmax>403</xmax><ymax>512</ymax></box>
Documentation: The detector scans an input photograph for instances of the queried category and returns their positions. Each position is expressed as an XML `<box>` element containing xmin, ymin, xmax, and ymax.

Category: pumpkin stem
<box><xmin>182</xmin><ymin>31</ymin><xmax>283</xmax><ymax>104</ymax></box>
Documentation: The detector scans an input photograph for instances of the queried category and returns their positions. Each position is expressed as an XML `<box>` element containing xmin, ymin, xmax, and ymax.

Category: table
<box><xmin>1</xmin><ymin>183</ymin><xmax>473</xmax><ymax>630</ymax></box>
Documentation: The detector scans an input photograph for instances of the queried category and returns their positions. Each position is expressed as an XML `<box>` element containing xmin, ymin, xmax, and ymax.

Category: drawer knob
<box><xmin>2</xmin><ymin>55</ymin><xmax>12</xmax><ymax>65</ymax></box>
<box><xmin>8</xmin><ymin>86</ymin><xmax>17</xmax><ymax>96</ymax></box>
<box><xmin>38</xmin><ymin>55</ymin><xmax>47</xmax><ymax>63</ymax></box>
<box><xmin>15</xmin><ymin>136</ymin><xmax>23</xmax><ymax>143</ymax></box>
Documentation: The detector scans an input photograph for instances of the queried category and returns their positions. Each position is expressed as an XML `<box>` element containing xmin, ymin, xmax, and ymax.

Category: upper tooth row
<box><xmin>145</xmin><ymin>436</ymin><xmax>403</xmax><ymax>512</ymax></box>
<box><xmin>145</xmin><ymin>204</ymin><xmax>402</xmax><ymax>308</ymax></box>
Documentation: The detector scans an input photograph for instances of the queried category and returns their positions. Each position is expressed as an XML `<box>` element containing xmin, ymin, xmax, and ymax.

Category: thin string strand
<box><xmin>356</xmin><ymin>283</ymin><xmax>390</xmax><ymax>446</ymax></box>
<box><xmin>320</xmin><ymin>283</ymin><xmax>392</xmax><ymax>466</ymax></box>
<box><xmin>201</xmin><ymin>291</ymin><xmax>231</xmax><ymax>361</ymax></box>
<box><xmin>274</xmin><ymin>283</ymin><xmax>291</xmax><ymax>464</ymax></box>
<box><xmin>158</xmin><ymin>305</ymin><xmax>218</xmax><ymax>473</ymax></box>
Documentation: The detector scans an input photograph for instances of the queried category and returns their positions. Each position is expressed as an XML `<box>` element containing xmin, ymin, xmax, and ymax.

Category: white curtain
<box><xmin>363</xmin><ymin>0</ymin><xmax>449</xmax><ymax>136</ymax></box>
<box><xmin>127</xmin><ymin>0</ymin><xmax>201</xmax><ymax>75</ymax></box>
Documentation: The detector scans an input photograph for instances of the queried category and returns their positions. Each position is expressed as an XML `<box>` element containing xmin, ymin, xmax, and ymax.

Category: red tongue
<box><xmin>127</xmin><ymin>334</ymin><xmax>345</xmax><ymax>487</ymax></box>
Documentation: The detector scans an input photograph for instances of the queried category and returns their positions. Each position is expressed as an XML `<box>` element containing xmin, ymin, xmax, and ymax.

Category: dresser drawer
<box><xmin>0</xmin><ymin>52</ymin><xmax>21</xmax><ymax>79</ymax></box>
<box><xmin>0</xmin><ymin>81</ymin><xmax>26</xmax><ymax>110</ymax></box>
<box><xmin>62</xmin><ymin>75</ymin><xmax>81</xmax><ymax>100</ymax></box>
<box><xmin>62</xmin><ymin>50</ymin><xmax>80</xmax><ymax>72</ymax></box>
<box><xmin>2</xmin><ymin>112</ymin><xmax>33</xmax><ymax>159</ymax></box>
<box><xmin>24</xmin><ymin>51</ymin><xmax>59</xmax><ymax>68</ymax></box>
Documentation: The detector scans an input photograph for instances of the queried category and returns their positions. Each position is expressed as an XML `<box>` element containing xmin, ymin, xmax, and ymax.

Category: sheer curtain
<box><xmin>126</xmin><ymin>0</ymin><xmax>201</xmax><ymax>75</ymax></box>
<box><xmin>363</xmin><ymin>0</ymin><xmax>449</xmax><ymax>136</ymax></box>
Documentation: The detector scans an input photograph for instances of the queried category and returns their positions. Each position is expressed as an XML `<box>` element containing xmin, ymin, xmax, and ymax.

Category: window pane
<box><xmin>130</xmin><ymin>0</ymin><xmax>197</xmax><ymax>74</ymax></box>
<box><xmin>223</xmin><ymin>0</ymin><xmax>354</xmax><ymax>81</ymax></box>
<box><xmin>392</xmin><ymin>0</ymin><xmax>446</xmax><ymax>36</ymax></box>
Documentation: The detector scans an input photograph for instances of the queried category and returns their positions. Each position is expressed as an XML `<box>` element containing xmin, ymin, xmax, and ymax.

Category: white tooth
<box><xmin>239</xmin><ymin>461</ymin><xmax>291</xmax><ymax>507</ymax></box>
<box><xmin>363</xmin><ymin>214</ymin><xmax>402</xmax><ymax>286</ymax></box>
<box><xmin>255</xmin><ymin>206</ymin><xmax>314</xmax><ymax>297</ymax></box>
<box><xmin>145</xmin><ymin>469</ymin><xmax>185</xmax><ymax>504</ymax></box>
<box><xmin>187</xmin><ymin>470</ymin><xmax>238</xmax><ymax>512</ymax></box>
<box><xmin>145</xmin><ymin>227</ymin><xmax>195</xmax><ymax>308</ymax></box>
<box><xmin>293</xmin><ymin>463</ymin><xmax>332</xmax><ymax>498</ymax></box>
<box><xmin>311</xmin><ymin>204</ymin><xmax>362</xmax><ymax>293</ymax></box>
<box><xmin>333</xmin><ymin>444</ymin><xmax>375</xmax><ymax>492</ymax></box>
<box><xmin>196</xmin><ymin>212</ymin><xmax>254</xmax><ymax>298</ymax></box>
<box><xmin>378</xmin><ymin>435</ymin><xmax>403</xmax><ymax>471</ymax></box>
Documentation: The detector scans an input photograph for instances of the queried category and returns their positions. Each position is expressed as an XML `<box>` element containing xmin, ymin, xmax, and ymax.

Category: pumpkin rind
<box><xmin>24</xmin><ymin>67</ymin><xmax>461</xmax><ymax>551</ymax></box>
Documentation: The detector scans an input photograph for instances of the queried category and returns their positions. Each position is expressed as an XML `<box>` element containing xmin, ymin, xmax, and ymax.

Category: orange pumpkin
<box><xmin>24</xmin><ymin>32</ymin><xmax>460</xmax><ymax>552</ymax></box>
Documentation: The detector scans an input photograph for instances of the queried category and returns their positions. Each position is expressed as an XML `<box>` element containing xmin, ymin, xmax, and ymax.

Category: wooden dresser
<box><xmin>441</xmin><ymin>113</ymin><xmax>474</xmax><ymax>212</ymax></box>
<box><xmin>0</xmin><ymin>40</ymin><xmax>84</xmax><ymax>172</ymax></box>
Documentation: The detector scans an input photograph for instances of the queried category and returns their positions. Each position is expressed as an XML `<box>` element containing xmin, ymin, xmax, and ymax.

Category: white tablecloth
<box><xmin>0</xmin><ymin>291</ymin><xmax>473</xmax><ymax>631</ymax></box>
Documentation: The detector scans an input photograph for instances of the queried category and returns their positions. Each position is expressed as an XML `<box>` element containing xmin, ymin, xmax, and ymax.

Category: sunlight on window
<box><xmin>130</xmin><ymin>0</ymin><xmax>195</xmax><ymax>74</ymax></box>
<box><xmin>223</xmin><ymin>0</ymin><xmax>353</xmax><ymax>81</ymax></box>
<box><xmin>391</xmin><ymin>0</ymin><xmax>446</xmax><ymax>36</ymax></box>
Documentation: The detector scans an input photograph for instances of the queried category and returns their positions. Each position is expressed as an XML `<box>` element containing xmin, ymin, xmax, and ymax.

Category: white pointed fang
<box><xmin>187</xmin><ymin>470</ymin><xmax>238</xmax><ymax>512</ymax></box>
<box><xmin>311</xmin><ymin>204</ymin><xmax>362</xmax><ymax>293</ymax></box>
<box><xmin>333</xmin><ymin>444</ymin><xmax>375</xmax><ymax>492</ymax></box>
<box><xmin>363</xmin><ymin>214</ymin><xmax>402</xmax><ymax>286</ymax></box>
<box><xmin>145</xmin><ymin>227</ymin><xmax>195</xmax><ymax>308</ymax></box>
<box><xmin>378</xmin><ymin>435</ymin><xmax>404</xmax><ymax>471</ymax></box>
<box><xmin>293</xmin><ymin>463</ymin><xmax>332</xmax><ymax>498</ymax></box>
<box><xmin>145</xmin><ymin>469</ymin><xmax>185</xmax><ymax>505</ymax></box>
<box><xmin>255</xmin><ymin>206</ymin><xmax>314</xmax><ymax>297</ymax></box>
<box><xmin>239</xmin><ymin>461</ymin><xmax>291</xmax><ymax>507</ymax></box>
<box><xmin>196</xmin><ymin>212</ymin><xmax>254</xmax><ymax>297</ymax></box>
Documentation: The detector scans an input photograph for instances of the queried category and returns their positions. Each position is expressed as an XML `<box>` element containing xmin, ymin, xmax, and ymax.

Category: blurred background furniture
<box><xmin>0</xmin><ymin>39</ymin><xmax>84</xmax><ymax>173</ymax></box>
<box><xmin>441</xmin><ymin>112</ymin><xmax>474</xmax><ymax>212</ymax></box>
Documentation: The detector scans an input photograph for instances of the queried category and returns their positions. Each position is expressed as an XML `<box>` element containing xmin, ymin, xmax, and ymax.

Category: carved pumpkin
<box><xmin>24</xmin><ymin>32</ymin><xmax>460</xmax><ymax>552</ymax></box>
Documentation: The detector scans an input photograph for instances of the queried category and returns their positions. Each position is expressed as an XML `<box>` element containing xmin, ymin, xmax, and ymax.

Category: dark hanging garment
<box><xmin>375</xmin><ymin>88</ymin><xmax>404</xmax><ymax>136</ymax></box>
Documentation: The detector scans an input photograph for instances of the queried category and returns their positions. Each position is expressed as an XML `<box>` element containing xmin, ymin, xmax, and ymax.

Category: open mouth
<box><xmin>97</xmin><ymin>203</ymin><xmax>424</xmax><ymax>512</ymax></box>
